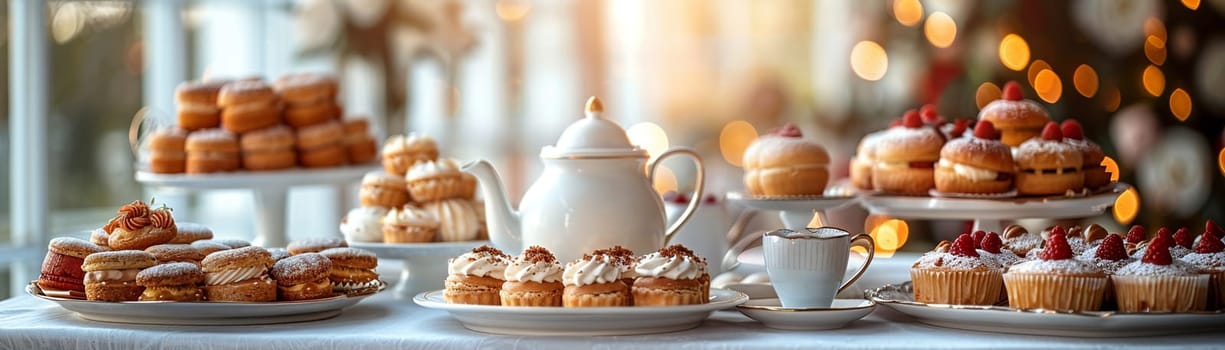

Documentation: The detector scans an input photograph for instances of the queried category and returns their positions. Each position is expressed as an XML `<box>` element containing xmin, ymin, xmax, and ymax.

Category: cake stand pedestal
<box><xmin>136</xmin><ymin>165</ymin><xmax>376</xmax><ymax>247</ymax></box>
<box><xmin>349</xmin><ymin>241</ymin><xmax>490</xmax><ymax>299</ymax></box>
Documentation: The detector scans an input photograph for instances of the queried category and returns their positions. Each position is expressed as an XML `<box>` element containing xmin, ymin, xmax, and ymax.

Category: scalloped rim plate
<box><xmin>867</xmin><ymin>281</ymin><xmax>1225</xmax><ymax>337</ymax></box>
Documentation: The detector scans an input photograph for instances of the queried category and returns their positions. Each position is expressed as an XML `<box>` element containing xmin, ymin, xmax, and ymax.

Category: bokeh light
<box><xmin>1183</xmin><ymin>0</ymin><xmax>1201</xmax><ymax>10</ymax></box>
<box><xmin>1114</xmin><ymin>187</ymin><xmax>1140</xmax><ymax>224</ymax></box>
<box><xmin>495</xmin><ymin>0</ymin><xmax>531</xmax><ymax>22</ymax></box>
<box><xmin>998</xmin><ymin>34</ymin><xmax>1030</xmax><ymax>71</ymax></box>
<box><xmin>1073</xmin><ymin>64</ymin><xmax>1099</xmax><ymax>98</ymax></box>
<box><xmin>1103</xmin><ymin>87</ymin><xmax>1121</xmax><ymax>112</ymax></box>
<box><xmin>1102</xmin><ymin>156</ymin><xmax>1120</xmax><ymax>182</ymax></box>
<box><xmin>893</xmin><ymin>0</ymin><xmax>924</xmax><ymax>27</ymax></box>
<box><xmin>924</xmin><ymin>12</ymin><xmax>957</xmax><ymax>48</ymax></box>
<box><xmin>1170</xmin><ymin>88</ymin><xmax>1192</xmax><ymax>121</ymax></box>
<box><xmin>719</xmin><ymin>121</ymin><xmax>758</xmax><ymax>167</ymax></box>
<box><xmin>1026</xmin><ymin>60</ymin><xmax>1051</xmax><ymax>87</ymax></box>
<box><xmin>652</xmin><ymin>165</ymin><xmax>678</xmax><ymax>195</ymax></box>
<box><xmin>626</xmin><ymin>122</ymin><xmax>669</xmax><ymax>159</ymax></box>
<box><xmin>866</xmin><ymin>216</ymin><xmax>909</xmax><ymax>258</ymax></box>
<box><xmin>1145</xmin><ymin>35</ymin><xmax>1167</xmax><ymax>66</ymax></box>
<box><xmin>975</xmin><ymin>82</ymin><xmax>1001</xmax><ymax>109</ymax></box>
<box><xmin>851</xmin><ymin>41</ymin><xmax>889</xmax><ymax>81</ymax></box>
<box><xmin>1219</xmin><ymin>148</ymin><xmax>1225</xmax><ymax>177</ymax></box>
<box><xmin>1033</xmin><ymin>69</ymin><xmax>1063</xmax><ymax>103</ymax></box>
<box><xmin>51</xmin><ymin>3</ymin><xmax>85</xmax><ymax>44</ymax></box>
<box><xmin>1142</xmin><ymin>65</ymin><xmax>1165</xmax><ymax>96</ymax></box>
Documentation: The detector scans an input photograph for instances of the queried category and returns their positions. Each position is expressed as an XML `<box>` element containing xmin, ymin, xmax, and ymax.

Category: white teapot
<box><xmin>462</xmin><ymin>97</ymin><xmax>705</xmax><ymax>262</ymax></box>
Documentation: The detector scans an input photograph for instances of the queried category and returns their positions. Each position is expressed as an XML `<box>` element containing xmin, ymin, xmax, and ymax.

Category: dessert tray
<box><xmin>350</xmin><ymin>240</ymin><xmax>489</xmax><ymax>298</ymax></box>
<box><xmin>28</xmin><ymin>280</ymin><xmax>385</xmax><ymax>326</ymax></box>
<box><xmin>413</xmin><ymin>288</ymin><xmax>749</xmax><ymax>336</ymax></box>
<box><xmin>860</xmin><ymin>182</ymin><xmax>1128</xmax><ymax>232</ymax></box>
<box><xmin>867</xmin><ymin>281</ymin><xmax>1225</xmax><ymax>337</ymax></box>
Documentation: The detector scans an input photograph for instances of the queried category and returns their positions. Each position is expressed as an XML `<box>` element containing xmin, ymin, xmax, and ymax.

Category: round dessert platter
<box><xmin>736</xmin><ymin>298</ymin><xmax>876</xmax><ymax>330</ymax></box>
<box><xmin>135</xmin><ymin>164</ymin><xmax>377</xmax><ymax>247</ymax></box>
<box><xmin>413</xmin><ymin>288</ymin><xmax>748</xmax><ymax>336</ymax></box>
<box><xmin>27</xmin><ymin>280</ymin><xmax>385</xmax><ymax>326</ymax></box>
<box><xmin>867</xmin><ymin>281</ymin><xmax>1225</xmax><ymax>337</ymax></box>
<box><xmin>349</xmin><ymin>240</ymin><xmax>489</xmax><ymax>299</ymax></box>
<box><xmin>858</xmin><ymin>182</ymin><xmax>1129</xmax><ymax>233</ymax></box>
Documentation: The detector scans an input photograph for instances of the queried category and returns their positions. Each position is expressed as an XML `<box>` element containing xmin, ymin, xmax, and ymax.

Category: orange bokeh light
<box><xmin>924</xmin><ymin>12</ymin><xmax>957</xmax><ymax>48</ymax></box>
<box><xmin>719</xmin><ymin>121</ymin><xmax>758</xmax><ymax>167</ymax></box>
<box><xmin>1073</xmin><ymin>64</ymin><xmax>1099</xmax><ymax>98</ymax></box>
<box><xmin>1027</xmin><ymin>60</ymin><xmax>1050</xmax><ymax>86</ymax></box>
<box><xmin>975</xmin><ymin>82</ymin><xmax>1001</xmax><ymax>110</ymax></box>
<box><xmin>495</xmin><ymin>0</ymin><xmax>531</xmax><ymax>22</ymax></box>
<box><xmin>893</xmin><ymin>0</ymin><xmax>923</xmax><ymax>26</ymax></box>
<box><xmin>1145</xmin><ymin>35</ymin><xmax>1167</xmax><ymax>66</ymax></box>
<box><xmin>1114</xmin><ymin>187</ymin><xmax>1140</xmax><ymax>224</ymax></box>
<box><xmin>1103</xmin><ymin>87</ymin><xmax>1122</xmax><ymax>112</ymax></box>
<box><xmin>1183</xmin><ymin>0</ymin><xmax>1201</xmax><ymax>10</ymax></box>
<box><xmin>851</xmin><ymin>41</ymin><xmax>889</xmax><ymax>81</ymax></box>
<box><xmin>998</xmin><ymin>34</ymin><xmax>1030</xmax><ymax>71</ymax></box>
<box><xmin>1101</xmin><ymin>156</ymin><xmax>1120</xmax><ymax>182</ymax></box>
<box><xmin>1219</xmin><ymin>148</ymin><xmax>1225</xmax><ymax>177</ymax></box>
<box><xmin>866</xmin><ymin>215</ymin><xmax>909</xmax><ymax>258</ymax></box>
<box><xmin>1170</xmin><ymin>88</ymin><xmax>1192</xmax><ymax>121</ymax></box>
<box><xmin>1033</xmin><ymin>69</ymin><xmax>1063</xmax><ymax>103</ymax></box>
<box><xmin>1142</xmin><ymin>65</ymin><xmax>1165</xmax><ymax>97</ymax></box>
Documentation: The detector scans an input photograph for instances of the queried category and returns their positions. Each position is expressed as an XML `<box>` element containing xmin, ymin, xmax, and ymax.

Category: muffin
<box><xmin>935</xmin><ymin>121</ymin><xmax>1015</xmax><ymax>194</ymax></box>
<box><xmin>272</xmin><ymin>253</ymin><xmax>335</xmax><ymax>301</ymax></box>
<box><xmin>872</xmin><ymin>110</ymin><xmax>944</xmax><ymax>195</ymax></box>
<box><xmin>911</xmin><ymin>234</ymin><xmax>1003</xmax><ymax>305</ymax></box>
<box><xmin>168</xmin><ymin>222</ymin><xmax>214</xmax><ymax>244</ymax></box>
<box><xmin>1014</xmin><ymin>122</ymin><xmax>1084</xmax><ymax>196</ymax></box>
<box><xmin>422</xmin><ymin>199</ymin><xmax>481</xmax><ymax>242</ymax></box>
<box><xmin>633</xmin><ymin>245</ymin><xmax>708</xmax><ymax>306</ymax></box>
<box><xmin>1002</xmin><ymin>224</ymin><xmax>1043</xmax><ymax>257</ymax></box>
<box><xmin>563</xmin><ymin>253</ymin><xmax>629</xmax><ymax>307</ymax></box>
<box><xmin>500</xmin><ymin>246</ymin><xmax>565</xmax><ymax>306</ymax></box>
<box><xmin>1003</xmin><ymin>231</ymin><xmax>1108</xmax><ymax>311</ymax></box>
<box><xmin>1113</xmin><ymin>230</ymin><xmax>1209</xmax><ymax>312</ymax></box>
<box><xmin>319</xmin><ymin>247</ymin><xmax>382</xmax><ymax>295</ymax></box>
<box><xmin>201</xmin><ymin>246</ymin><xmax>276</xmax><ymax>302</ymax></box>
<box><xmin>1061</xmin><ymin>119</ymin><xmax>1110</xmax><ymax>190</ymax></box>
<box><xmin>382</xmin><ymin>133</ymin><xmax>439</xmax><ymax>176</ymax></box>
<box><xmin>82</xmin><ymin>251</ymin><xmax>157</xmax><ymax>302</ymax></box>
<box><xmin>976</xmin><ymin>232</ymin><xmax>1022</xmax><ymax>270</ymax></box>
<box><xmin>136</xmin><ymin>262</ymin><xmax>205</xmax><ymax>302</ymax></box>
<box><xmin>1078</xmin><ymin>233</ymin><xmax>1134</xmax><ymax>275</ymax></box>
<box><xmin>145</xmin><ymin>244</ymin><xmax>206</xmax><ymax>266</ymax></box>
<box><xmin>1181</xmin><ymin>231</ymin><xmax>1225</xmax><ymax>310</ymax></box>
<box><xmin>850</xmin><ymin>130</ymin><xmax>887</xmax><ymax>190</ymax></box>
<box><xmin>406</xmin><ymin>158</ymin><xmax>472</xmax><ymax>202</ymax></box>
<box><xmin>741</xmin><ymin>123</ymin><xmax>831</xmax><ymax>197</ymax></box>
<box><xmin>382</xmin><ymin>206</ymin><xmax>439</xmax><ymax>243</ymax></box>
<box><xmin>978</xmin><ymin>81</ymin><xmax>1051</xmax><ymax>147</ymax></box>
<box><xmin>38</xmin><ymin>237</ymin><xmax>108</xmax><ymax>298</ymax></box>
<box><xmin>105</xmin><ymin>200</ymin><xmax>177</xmax><ymax>251</ymax></box>
<box><xmin>287</xmin><ymin>237</ymin><xmax>348</xmax><ymax>255</ymax></box>
<box><xmin>359</xmin><ymin>171</ymin><xmax>411</xmax><ymax>208</ymax></box>
<box><xmin>340</xmin><ymin>206</ymin><xmax>389</xmax><ymax>243</ymax></box>
<box><xmin>442</xmin><ymin>245</ymin><xmax>509</xmax><ymax>305</ymax></box>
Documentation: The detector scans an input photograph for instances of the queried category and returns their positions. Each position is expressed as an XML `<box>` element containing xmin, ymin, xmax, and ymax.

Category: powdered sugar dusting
<box><xmin>1076</xmin><ymin>252</ymin><xmax>1134</xmax><ymax>274</ymax></box>
<box><xmin>1115</xmin><ymin>259</ymin><xmax>1198</xmax><ymax>276</ymax></box>
<box><xmin>1180</xmin><ymin>252</ymin><xmax>1225</xmax><ymax>271</ymax></box>
<box><xmin>1130</xmin><ymin>245</ymin><xmax>1192</xmax><ymax>260</ymax></box>
<box><xmin>977</xmin><ymin>249</ymin><xmax>1022</xmax><ymax>269</ymax></box>
<box><xmin>912</xmin><ymin>252</ymin><xmax>990</xmax><ymax>270</ymax></box>
<box><xmin>1014</xmin><ymin>138</ymin><xmax>1081</xmax><ymax>166</ymax></box>
<box><xmin>1006</xmin><ymin>258</ymin><xmax>1101</xmax><ymax>274</ymax></box>
<box><xmin>1004</xmin><ymin>233</ymin><xmax>1043</xmax><ymax>255</ymax></box>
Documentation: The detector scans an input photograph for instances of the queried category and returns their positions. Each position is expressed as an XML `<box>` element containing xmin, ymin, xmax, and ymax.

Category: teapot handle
<box><xmin>648</xmin><ymin>147</ymin><xmax>705</xmax><ymax>244</ymax></box>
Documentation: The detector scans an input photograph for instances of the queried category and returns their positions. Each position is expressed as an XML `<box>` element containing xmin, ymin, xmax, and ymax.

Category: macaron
<box><xmin>287</xmin><ymin>237</ymin><xmax>348</xmax><ymax>256</ymax></box>
<box><xmin>185</xmin><ymin>129</ymin><xmax>241</xmax><ymax>173</ymax></box>
<box><xmin>136</xmin><ymin>262</ymin><xmax>205</xmax><ymax>301</ymax></box>
<box><xmin>319</xmin><ymin>247</ymin><xmax>380</xmax><ymax>295</ymax></box>
<box><xmin>37</xmin><ymin>237</ymin><xmax>108</xmax><ymax>297</ymax></box>
<box><xmin>201</xmin><ymin>246</ymin><xmax>276</xmax><ymax>302</ymax></box>
<box><xmin>145</xmin><ymin>244</ymin><xmax>206</xmax><ymax>266</ymax></box>
<box><xmin>82</xmin><ymin>250</ymin><xmax>157</xmax><ymax>302</ymax></box>
<box><xmin>218</xmin><ymin>80</ymin><xmax>281</xmax><ymax>134</ymax></box>
<box><xmin>271</xmin><ymin>253</ymin><xmax>334</xmax><ymax>301</ymax></box>
<box><xmin>215</xmin><ymin>239</ymin><xmax>251</xmax><ymax>249</ymax></box>
<box><xmin>191</xmin><ymin>240</ymin><xmax>232</xmax><ymax>256</ymax></box>
<box><xmin>175</xmin><ymin>80</ymin><xmax>225</xmax><ymax>131</ymax></box>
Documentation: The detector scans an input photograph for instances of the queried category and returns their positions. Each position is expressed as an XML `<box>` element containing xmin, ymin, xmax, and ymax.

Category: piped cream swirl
<box><xmin>205</xmin><ymin>267</ymin><xmax>266</xmax><ymax>286</ymax></box>
<box><xmin>562</xmin><ymin>257</ymin><xmax>620</xmax><ymax>286</ymax></box>
<box><xmin>504</xmin><ymin>260</ymin><xmax>563</xmax><ymax>283</ymax></box>
<box><xmin>448</xmin><ymin>251</ymin><xmax>508</xmax><ymax>279</ymax></box>
<box><xmin>634</xmin><ymin>253</ymin><xmax>705</xmax><ymax>280</ymax></box>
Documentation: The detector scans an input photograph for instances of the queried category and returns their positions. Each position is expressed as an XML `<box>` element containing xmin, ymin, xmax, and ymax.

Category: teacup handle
<box><xmin>837</xmin><ymin>233</ymin><xmax>875</xmax><ymax>293</ymax></box>
<box><xmin>648</xmin><ymin>147</ymin><xmax>705</xmax><ymax>244</ymax></box>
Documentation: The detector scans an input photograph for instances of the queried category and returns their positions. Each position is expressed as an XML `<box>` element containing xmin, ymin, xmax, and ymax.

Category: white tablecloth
<box><xmin>1</xmin><ymin>291</ymin><xmax>1221</xmax><ymax>350</ymax></box>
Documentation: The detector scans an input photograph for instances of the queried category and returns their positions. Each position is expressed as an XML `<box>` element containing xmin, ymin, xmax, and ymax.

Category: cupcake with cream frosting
<box><xmin>381</xmin><ymin>206</ymin><xmax>438</xmax><ymax>243</ymax></box>
<box><xmin>381</xmin><ymin>133</ymin><xmax>438</xmax><ymax>176</ymax></box>
<box><xmin>500</xmin><ymin>246</ymin><xmax>565</xmax><ymax>306</ymax></box>
<box><xmin>444</xmin><ymin>245</ymin><xmax>509</xmax><ymax>305</ymax></box>
<box><xmin>1003</xmin><ymin>231</ymin><xmax>1108</xmax><ymax>312</ymax></box>
<box><xmin>562</xmin><ymin>252</ymin><xmax>629</xmax><ymax>307</ymax></box>
<box><xmin>632</xmin><ymin>245</ymin><xmax>708</xmax><ymax>306</ymax></box>
<box><xmin>911</xmin><ymin>234</ymin><xmax>1003</xmax><ymax>305</ymax></box>
<box><xmin>340</xmin><ymin>206</ymin><xmax>387</xmax><ymax>243</ymax></box>
<box><xmin>1180</xmin><ymin>230</ymin><xmax>1225</xmax><ymax>310</ymax></box>
<box><xmin>406</xmin><ymin>158</ymin><xmax>474</xmax><ymax>202</ymax></box>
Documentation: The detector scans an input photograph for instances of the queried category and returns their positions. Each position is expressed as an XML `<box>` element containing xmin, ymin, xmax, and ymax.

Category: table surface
<box><xmin>2</xmin><ymin>291</ymin><xmax>1222</xmax><ymax>350</ymax></box>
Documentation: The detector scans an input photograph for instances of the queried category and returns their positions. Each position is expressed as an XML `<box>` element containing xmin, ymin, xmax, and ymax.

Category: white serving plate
<box><xmin>867</xmin><ymin>281</ymin><xmax>1225</xmax><ymax>337</ymax></box>
<box><xmin>28</xmin><ymin>281</ymin><xmax>383</xmax><ymax>326</ymax></box>
<box><xmin>737</xmin><ymin>298</ymin><xmax>876</xmax><ymax>330</ymax></box>
<box><xmin>349</xmin><ymin>241</ymin><xmax>489</xmax><ymax>258</ymax></box>
<box><xmin>414</xmin><ymin>288</ymin><xmax>748</xmax><ymax>336</ymax></box>
<box><xmin>350</xmin><ymin>241</ymin><xmax>489</xmax><ymax>297</ymax></box>
<box><xmin>859</xmin><ymin>183</ymin><xmax>1127</xmax><ymax>220</ymax></box>
<box><xmin>135</xmin><ymin>165</ymin><xmax>377</xmax><ymax>189</ymax></box>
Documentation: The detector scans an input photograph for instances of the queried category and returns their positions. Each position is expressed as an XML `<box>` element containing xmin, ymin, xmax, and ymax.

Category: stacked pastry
<box><xmin>339</xmin><ymin>132</ymin><xmax>485</xmax><ymax>244</ymax></box>
<box><xmin>146</xmin><ymin>73</ymin><xmax>378</xmax><ymax>174</ymax></box>
<box><xmin>36</xmin><ymin>199</ymin><xmax>381</xmax><ymax>302</ymax></box>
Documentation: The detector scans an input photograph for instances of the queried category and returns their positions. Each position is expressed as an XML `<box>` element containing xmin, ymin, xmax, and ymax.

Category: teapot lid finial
<box><xmin>586</xmin><ymin>96</ymin><xmax>604</xmax><ymax>115</ymax></box>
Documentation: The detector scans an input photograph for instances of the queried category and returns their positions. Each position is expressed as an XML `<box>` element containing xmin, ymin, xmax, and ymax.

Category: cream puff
<box><xmin>1014</xmin><ymin>122</ymin><xmax>1084</xmax><ymax>196</ymax></box>
<box><xmin>935</xmin><ymin>120</ymin><xmax>1014</xmax><ymax>194</ymax></box>
<box><xmin>1061</xmin><ymin>119</ymin><xmax>1110</xmax><ymax>190</ymax></box>
<box><xmin>136</xmin><ymin>262</ymin><xmax>205</xmax><ymax>301</ymax></box>
<box><xmin>872</xmin><ymin>110</ymin><xmax>944</xmax><ymax>195</ymax></box>
<box><xmin>850</xmin><ymin>130</ymin><xmax>886</xmax><ymax>191</ymax></box>
<box><xmin>742</xmin><ymin>124</ymin><xmax>830</xmax><ymax>197</ymax></box>
<box><xmin>201</xmin><ymin>246</ymin><xmax>276</xmax><ymax>302</ymax></box>
<box><xmin>978</xmin><ymin>81</ymin><xmax>1051</xmax><ymax>147</ymax></box>
<box><xmin>271</xmin><ymin>253</ymin><xmax>335</xmax><ymax>301</ymax></box>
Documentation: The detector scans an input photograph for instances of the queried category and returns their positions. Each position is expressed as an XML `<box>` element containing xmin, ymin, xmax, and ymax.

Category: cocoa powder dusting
<box><xmin>522</xmin><ymin>246</ymin><xmax>557</xmax><ymax>263</ymax></box>
<box><xmin>658</xmin><ymin>244</ymin><xmax>698</xmax><ymax>259</ymax></box>
<box><xmin>471</xmin><ymin>245</ymin><xmax>509</xmax><ymax>259</ymax></box>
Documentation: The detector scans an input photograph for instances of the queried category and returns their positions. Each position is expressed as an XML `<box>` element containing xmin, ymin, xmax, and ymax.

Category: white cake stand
<box><xmin>725</xmin><ymin>192</ymin><xmax>859</xmax><ymax>230</ymax></box>
<box><xmin>858</xmin><ymin>183</ymin><xmax>1129</xmax><ymax>233</ymax></box>
<box><xmin>350</xmin><ymin>241</ymin><xmax>489</xmax><ymax>299</ymax></box>
<box><xmin>136</xmin><ymin>165</ymin><xmax>377</xmax><ymax>247</ymax></box>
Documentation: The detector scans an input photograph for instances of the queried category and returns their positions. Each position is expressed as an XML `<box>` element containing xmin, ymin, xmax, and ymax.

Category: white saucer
<box><xmin>721</xmin><ymin>283</ymin><xmax>777</xmax><ymax>300</ymax></box>
<box><xmin>737</xmin><ymin>298</ymin><xmax>875</xmax><ymax>330</ymax></box>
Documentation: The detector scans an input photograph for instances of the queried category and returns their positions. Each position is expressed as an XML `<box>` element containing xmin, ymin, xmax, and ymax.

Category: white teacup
<box><xmin>763</xmin><ymin>227</ymin><xmax>874</xmax><ymax>309</ymax></box>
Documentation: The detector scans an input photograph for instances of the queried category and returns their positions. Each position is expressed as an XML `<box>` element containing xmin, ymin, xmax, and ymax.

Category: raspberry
<box><xmin>1141</xmin><ymin>229</ymin><xmax>1174</xmax><ymax>265</ymax></box>
<box><xmin>950</xmin><ymin>233</ymin><xmax>979</xmax><ymax>257</ymax></box>
<box><xmin>919</xmin><ymin>104</ymin><xmax>941</xmax><ymax>124</ymax></box>
<box><xmin>981</xmin><ymin>232</ymin><xmax>1003</xmax><ymax>254</ymax></box>
<box><xmin>972</xmin><ymin>230</ymin><xmax>987</xmax><ymax>248</ymax></box>
<box><xmin>903</xmin><ymin>109</ymin><xmax>923</xmax><ymax>128</ymax></box>
<box><xmin>1195</xmin><ymin>231</ymin><xmax>1225</xmax><ymax>254</ymax></box>
<box><xmin>1047</xmin><ymin>225</ymin><xmax>1066</xmax><ymax>239</ymax></box>
<box><xmin>1002</xmin><ymin>81</ymin><xmax>1023</xmax><ymax>101</ymax></box>
<box><xmin>1040</xmin><ymin>122</ymin><xmax>1062</xmax><ymax>141</ymax></box>
<box><xmin>950</xmin><ymin>119</ymin><xmax>969</xmax><ymax>138</ymax></box>
<box><xmin>1060</xmin><ymin>119</ymin><xmax>1085</xmax><ymax>140</ymax></box>
<box><xmin>1126</xmin><ymin>225</ymin><xmax>1146</xmax><ymax>244</ymax></box>
<box><xmin>1039</xmin><ymin>230</ymin><xmax>1073</xmax><ymax>260</ymax></box>
<box><xmin>1207</xmin><ymin>220</ymin><xmax>1224</xmax><ymax>239</ymax></box>
<box><xmin>1173</xmin><ymin>227</ymin><xmax>1193</xmax><ymax>249</ymax></box>
<box><xmin>973</xmin><ymin>120</ymin><xmax>997</xmax><ymax>140</ymax></box>
<box><xmin>771</xmin><ymin>123</ymin><xmax>802</xmax><ymax>137</ymax></box>
<box><xmin>1095</xmin><ymin>234</ymin><xmax>1127</xmax><ymax>261</ymax></box>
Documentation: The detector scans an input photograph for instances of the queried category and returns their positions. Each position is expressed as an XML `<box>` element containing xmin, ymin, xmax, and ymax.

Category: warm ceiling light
<box><xmin>924</xmin><ymin>12</ymin><xmax>957</xmax><ymax>48</ymax></box>
<box><xmin>851</xmin><ymin>41</ymin><xmax>889</xmax><ymax>81</ymax></box>
<box><xmin>1033</xmin><ymin>69</ymin><xmax>1063</xmax><ymax>103</ymax></box>
<box><xmin>626</xmin><ymin>122</ymin><xmax>669</xmax><ymax>159</ymax></box>
<box><xmin>1170</xmin><ymin>88</ymin><xmax>1192</xmax><ymax>121</ymax></box>
<box><xmin>998</xmin><ymin>34</ymin><xmax>1030</xmax><ymax>71</ymax></box>
<box><xmin>1145</xmin><ymin>35</ymin><xmax>1167</xmax><ymax>66</ymax></box>
<box><xmin>893</xmin><ymin>0</ymin><xmax>924</xmax><ymax>26</ymax></box>
<box><xmin>1073</xmin><ymin>64</ymin><xmax>1099</xmax><ymax>98</ymax></box>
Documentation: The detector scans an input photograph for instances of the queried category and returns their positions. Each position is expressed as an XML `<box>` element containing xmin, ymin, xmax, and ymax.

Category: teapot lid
<box><xmin>541</xmin><ymin>97</ymin><xmax>649</xmax><ymax>159</ymax></box>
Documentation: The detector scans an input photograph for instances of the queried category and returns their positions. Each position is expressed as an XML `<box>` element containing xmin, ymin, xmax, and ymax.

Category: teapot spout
<box><xmin>461</xmin><ymin>159</ymin><xmax>523</xmax><ymax>253</ymax></box>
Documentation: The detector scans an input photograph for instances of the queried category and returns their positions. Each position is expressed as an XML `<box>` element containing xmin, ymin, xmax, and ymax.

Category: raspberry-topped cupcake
<box><xmin>1003</xmin><ymin>231</ymin><xmax>1108</xmax><ymax>311</ymax></box>
<box><xmin>1131</xmin><ymin>227</ymin><xmax>1193</xmax><ymax>260</ymax></box>
<box><xmin>976</xmin><ymin>232</ymin><xmax>1021</xmax><ymax>269</ymax></box>
<box><xmin>1196</xmin><ymin>220</ymin><xmax>1225</xmax><ymax>248</ymax></box>
<box><xmin>1069</xmin><ymin>224</ymin><xmax>1109</xmax><ymax>256</ymax></box>
<box><xmin>1078</xmin><ymin>233</ymin><xmax>1133</xmax><ymax>275</ymax></box>
<box><xmin>1113</xmin><ymin>230</ymin><xmax>1209</xmax><ymax>312</ymax></box>
<box><xmin>935</xmin><ymin>121</ymin><xmax>1015</xmax><ymax>194</ymax></box>
<box><xmin>1179</xmin><ymin>231</ymin><xmax>1225</xmax><ymax>310</ymax></box>
<box><xmin>910</xmin><ymin>234</ymin><xmax>1003</xmax><ymax>305</ymax></box>
<box><xmin>1125</xmin><ymin>225</ymin><xmax>1148</xmax><ymax>255</ymax></box>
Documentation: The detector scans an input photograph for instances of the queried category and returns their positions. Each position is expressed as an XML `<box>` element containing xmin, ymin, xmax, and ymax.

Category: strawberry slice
<box><xmin>1002</xmin><ymin>81</ymin><xmax>1023</xmax><ymax>101</ymax></box>
<box><xmin>1040</xmin><ymin>122</ymin><xmax>1062</xmax><ymax>141</ymax></box>
<box><xmin>1173</xmin><ymin>227</ymin><xmax>1193</xmax><ymax>249</ymax></box>
<box><xmin>950</xmin><ymin>233</ymin><xmax>979</xmax><ymax>257</ymax></box>
<box><xmin>1195</xmin><ymin>231</ymin><xmax>1224</xmax><ymax>254</ymax></box>
<box><xmin>981</xmin><ymin>232</ymin><xmax>1003</xmax><ymax>254</ymax></box>
<box><xmin>1095</xmin><ymin>234</ymin><xmax>1127</xmax><ymax>261</ymax></box>
<box><xmin>1060</xmin><ymin>119</ymin><xmax>1085</xmax><ymax>140</ymax></box>
<box><xmin>1039</xmin><ymin>230</ymin><xmax>1073</xmax><ymax>260</ymax></box>
<box><xmin>1142</xmin><ymin>229</ymin><xmax>1174</xmax><ymax>265</ymax></box>
<box><xmin>1126</xmin><ymin>225</ymin><xmax>1146</xmax><ymax>244</ymax></box>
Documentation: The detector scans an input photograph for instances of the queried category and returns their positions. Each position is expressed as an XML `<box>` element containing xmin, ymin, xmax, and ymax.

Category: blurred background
<box><xmin>1</xmin><ymin>0</ymin><xmax>1224</xmax><ymax>299</ymax></box>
